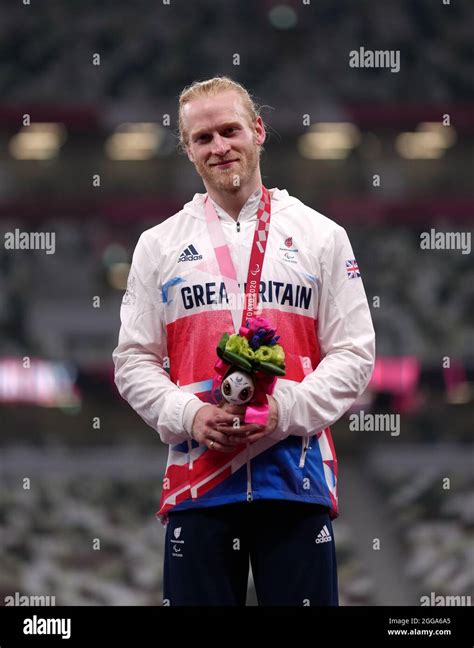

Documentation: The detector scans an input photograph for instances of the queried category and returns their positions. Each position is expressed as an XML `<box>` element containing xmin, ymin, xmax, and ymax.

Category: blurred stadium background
<box><xmin>0</xmin><ymin>0</ymin><xmax>473</xmax><ymax>606</ymax></box>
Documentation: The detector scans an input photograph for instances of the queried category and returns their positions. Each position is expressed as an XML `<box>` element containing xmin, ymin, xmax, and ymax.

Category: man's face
<box><xmin>182</xmin><ymin>90</ymin><xmax>266</xmax><ymax>194</ymax></box>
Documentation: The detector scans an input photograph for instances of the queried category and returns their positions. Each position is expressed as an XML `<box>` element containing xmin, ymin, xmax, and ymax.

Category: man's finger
<box><xmin>221</xmin><ymin>404</ymin><xmax>247</xmax><ymax>415</ymax></box>
<box><xmin>210</xmin><ymin>428</ymin><xmax>239</xmax><ymax>446</ymax></box>
<box><xmin>207</xmin><ymin>440</ymin><xmax>239</xmax><ymax>453</ymax></box>
<box><xmin>206</xmin><ymin>429</ymin><xmax>239</xmax><ymax>451</ymax></box>
<box><xmin>214</xmin><ymin>423</ymin><xmax>264</xmax><ymax>436</ymax></box>
<box><xmin>241</xmin><ymin>430</ymin><xmax>268</xmax><ymax>443</ymax></box>
<box><xmin>212</xmin><ymin>413</ymin><xmax>240</xmax><ymax>426</ymax></box>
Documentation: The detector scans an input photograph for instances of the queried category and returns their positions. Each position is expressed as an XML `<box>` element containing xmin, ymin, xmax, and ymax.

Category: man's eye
<box><xmin>224</xmin><ymin>128</ymin><xmax>236</xmax><ymax>135</ymax></box>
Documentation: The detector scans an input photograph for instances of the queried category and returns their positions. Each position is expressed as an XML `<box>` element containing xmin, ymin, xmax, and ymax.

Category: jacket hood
<box><xmin>182</xmin><ymin>188</ymin><xmax>299</xmax><ymax>220</ymax></box>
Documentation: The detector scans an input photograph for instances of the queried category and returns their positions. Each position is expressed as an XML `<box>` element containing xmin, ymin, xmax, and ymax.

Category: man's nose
<box><xmin>211</xmin><ymin>134</ymin><xmax>230</xmax><ymax>156</ymax></box>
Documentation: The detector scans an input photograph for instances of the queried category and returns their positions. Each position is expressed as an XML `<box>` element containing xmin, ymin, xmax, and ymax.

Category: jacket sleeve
<box><xmin>112</xmin><ymin>234</ymin><xmax>208</xmax><ymax>445</ymax></box>
<box><xmin>270</xmin><ymin>224</ymin><xmax>376</xmax><ymax>440</ymax></box>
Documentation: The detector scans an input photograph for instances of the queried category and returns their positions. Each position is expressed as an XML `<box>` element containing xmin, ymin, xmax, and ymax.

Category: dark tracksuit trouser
<box><xmin>163</xmin><ymin>499</ymin><xmax>338</xmax><ymax>606</ymax></box>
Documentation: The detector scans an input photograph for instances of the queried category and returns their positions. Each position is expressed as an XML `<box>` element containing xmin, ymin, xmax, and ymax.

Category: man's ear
<box><xmin>255</xmin><ymin>116</ymin><xmax>266</xmax><ymax>147</ymax></box>
<box><xmin>185</xmin><ymin>145</ymin><xmax>194</xmax><ymax>163</ymax></box>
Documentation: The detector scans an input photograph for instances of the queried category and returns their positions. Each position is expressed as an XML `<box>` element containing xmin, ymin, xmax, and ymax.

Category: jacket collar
<box><xmin>183</xmin><ymin>188</ymin><xmax>294</xmax><ymax>221</ymax></box>
<box><xmin>210</xmin><ymin>188</ymin><xmax>261</xmax><ymax>223</ymax></box>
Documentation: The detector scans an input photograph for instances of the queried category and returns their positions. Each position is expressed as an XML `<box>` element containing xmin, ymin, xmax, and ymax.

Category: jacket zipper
<box><xmin>246</xmin><ymin>442</ymin><xmax>253</xmax><ymax>501</ymax></box>
<box><xmin>188</xmin><ymin>439</ymin><xmax>198</xmax><ymax>499</ymax></box>
<box><xmin>299</xmin><ymin>436</ymin><xmax>311</xmax><ymax>468</ymax></box>
<box><xmin>236</xmin><ymin>216</ymin><xmax>253</xmax><ymax>502</ymax></box>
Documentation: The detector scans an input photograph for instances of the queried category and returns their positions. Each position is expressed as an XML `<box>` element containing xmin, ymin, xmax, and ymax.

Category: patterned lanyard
<box><xmin>204</xmin><ymin>186</ymin><xmax>271</xmax><ymax>333</ymax></box>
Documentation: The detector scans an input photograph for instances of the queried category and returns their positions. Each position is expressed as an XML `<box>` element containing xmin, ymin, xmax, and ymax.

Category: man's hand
<box><xmin>191</xmin><ymin>404</ymin><xmax>264</xmax><ymax>453</ymax></box>
<box><xmin>214</xmin><ymin>395</ymin><xmax>279</xmax><ymax>445</ymax></box>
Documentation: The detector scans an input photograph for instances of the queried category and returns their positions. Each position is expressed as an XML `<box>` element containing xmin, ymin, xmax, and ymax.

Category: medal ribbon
<box><xmin>205</xmin><ymin>186</ymin><xmax>275</xmax><ymax>425</ymax></box>
<box><xmin>204</xmin><ymin>185</ymin><xmax>271</xmax><ymax>333</ymax></box>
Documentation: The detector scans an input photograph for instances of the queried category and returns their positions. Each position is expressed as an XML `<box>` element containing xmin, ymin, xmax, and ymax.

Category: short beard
<box><xmin>196</xmin><ymin>141</ymin><xmax>260</xmax><ymax>195</ymax></box>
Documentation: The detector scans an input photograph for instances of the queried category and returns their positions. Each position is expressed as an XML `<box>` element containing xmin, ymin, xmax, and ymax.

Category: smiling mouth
<box><xmin>211</xmin><ymin>159</ymin><xmax>239</xmax><ymax>167</ymax></box>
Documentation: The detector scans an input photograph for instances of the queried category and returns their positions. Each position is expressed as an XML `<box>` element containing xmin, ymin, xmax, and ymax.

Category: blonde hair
<box><xmin>178</xmin><ymin>76</ymin><xmax>261</xmax><ymax>149</ymax></box>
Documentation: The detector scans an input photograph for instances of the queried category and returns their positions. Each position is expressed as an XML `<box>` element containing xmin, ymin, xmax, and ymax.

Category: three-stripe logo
<box><xmin>178</xmin><ymin>244</ymin><xmax>202</xmax><ymax>262</ymax></box>
<box><xmin>315</xmin><ymin>525</ymin><xmax>332</xmax><ymax>544</ymax></box>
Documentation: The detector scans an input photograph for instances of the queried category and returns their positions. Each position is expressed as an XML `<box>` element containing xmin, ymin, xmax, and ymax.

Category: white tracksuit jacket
<box><xmin>112</xmin><ymin>188</ymin><xmax>376</xmax><ymax>523</ymax></box>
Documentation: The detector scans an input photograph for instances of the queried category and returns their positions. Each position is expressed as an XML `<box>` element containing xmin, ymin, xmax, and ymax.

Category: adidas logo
<box><xmin>178</xmin><ymin>244</ymin><xmax>202</xmax><ymax>262</ymax></box>
<box><xmin>315</xmin><ymin>525</ymin><xmax>332</xmax><ymax>544</ymax></box>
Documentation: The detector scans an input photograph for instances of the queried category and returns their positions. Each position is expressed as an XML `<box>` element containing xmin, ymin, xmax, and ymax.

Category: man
<box><xmin>113</xmin><ymin>76</ymin><xmax>376</xmax><ymax>606</ymax></box>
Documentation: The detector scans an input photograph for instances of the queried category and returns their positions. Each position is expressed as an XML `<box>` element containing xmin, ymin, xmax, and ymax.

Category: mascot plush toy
<box><xmin>221</xmin><ymin>370</ymin><xmax>255</xmax><ymax>405</ymax></box>
<box><xmin>213</xmin><ymin>317</ymin><xmax>286</xmax><ymax>425</ymax></box>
